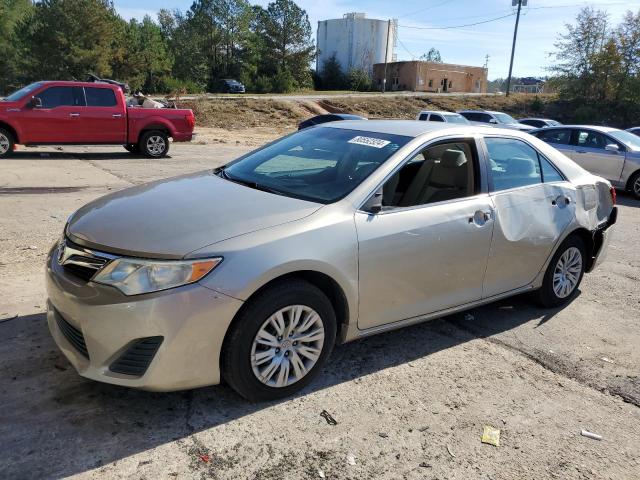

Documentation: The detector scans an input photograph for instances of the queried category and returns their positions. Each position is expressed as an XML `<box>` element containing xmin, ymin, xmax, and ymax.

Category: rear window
<box><xmin>85</xmin><ymin>87</ymin><xmax>117</xmax><ymax>107</ymax></box>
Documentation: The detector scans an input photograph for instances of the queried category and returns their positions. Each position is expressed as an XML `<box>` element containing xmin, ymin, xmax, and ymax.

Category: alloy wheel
<box><xmin>0</xmin><ymin>133</ymin><xmax>10</xmax><ymax>155</ymax></box>
<box><xmin>250</xmin><ymin>305</ymin><xmax>325</xmax><ymax>388</ymax></box>
<box><xmin>552</xmin><ymin>246</ymin><xmax>582</xmax><ymax>298</ymax></box>
<box><xmin>633</xmin><ymin>175</ymin><xmax>640</xmax><ymax>197</ymax></box>
<box><xmin>146</xmin><ymin>135</ymin><xmax>166</xmax><ymax>156</ymax></box>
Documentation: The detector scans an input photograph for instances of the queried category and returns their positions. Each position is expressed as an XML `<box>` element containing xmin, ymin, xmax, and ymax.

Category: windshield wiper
<box><xmin>218</xmin><ymin>169</ymin><xmax>286</xmax><ymax>196</ymax></box>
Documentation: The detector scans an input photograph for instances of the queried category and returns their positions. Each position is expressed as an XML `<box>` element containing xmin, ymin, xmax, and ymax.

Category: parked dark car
<box><xmin>218</xmin><ymin>79</ymin><xmax>245</xmax><ymax>93</ymax></box>
<box><xmin>298</xmin><ymin>113</ymin><xmax>367</xmax><ymax>130</ymax></box>
<box><xmin>627</xmin><ymin>127</ymin><xmax>640</xmax><ymax>137</ymax></box>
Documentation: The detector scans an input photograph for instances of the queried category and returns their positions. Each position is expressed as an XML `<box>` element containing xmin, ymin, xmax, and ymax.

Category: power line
<box><xmin>398</xmin><ymin>12</ymin><xmax>517</xmax><ymax>30</ymax></box>
<box><xmin>397</xmin><ymin>0</ymin><xmax>456</xmax><ymax>20</ymax></box>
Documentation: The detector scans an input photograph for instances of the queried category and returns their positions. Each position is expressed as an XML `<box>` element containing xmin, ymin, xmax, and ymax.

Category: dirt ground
<box><xmin>0</xmin><ymin>136</ymin><xmax>639</xmax><ymax>480</ymax></box>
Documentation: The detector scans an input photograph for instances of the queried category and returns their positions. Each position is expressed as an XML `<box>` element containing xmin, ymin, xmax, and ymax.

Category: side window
<box><xmin>574</xmin><ymin>130</ymin><xmax>611</xmax><ymax>150</ymax></box>
<box><xmin>380</xmin><ymin>140</ymin><xmax>477</xmax><ymax>208</ymax></box>
<box><xmin>485</xmin><ymin>137</ymin><xmax>542</xmax><ymax>191</ymax></box>
<box><xmin>540</xmin><ymin>156</ymin><xmax>564</xmax><ymax>183</ymax></box>
<box><xmin>429</xmin><ymin>114</ymin><xmax>445</xmax><ymax>122</ymax></box>
<box><xmin>480</xmin><ymin>113</ymin><xmax>493</xmax><ymax>123</ymax></box>
<box><xmin>85</xmin><ymin>87</ymin><xmax>117</xmax><ymax>107</ymax></box>
<box><xmin>460</xmin><ymin>112</ymin><xmax>477</xmax><ymax>121</ymax></box>
<box><xmin>37</xmin><ymin>87</ymin><xmax>82</xmax><ymax>108</ymax></box>
<box><xmin>418</xmin><ymin>113</ymin><xmax>429</xmax><ymax>121</ymax></box>
<box><xmin>537</xmin><ymin>128</ymin><xmax>572</xmax><ymax>145</ymax></box>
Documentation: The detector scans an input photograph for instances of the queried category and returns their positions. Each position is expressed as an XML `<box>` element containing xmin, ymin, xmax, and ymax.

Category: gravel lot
<box><xmin>0</xmin><ymin>139</ymin><xmax>638</xmax><ymax>479</ymax></box>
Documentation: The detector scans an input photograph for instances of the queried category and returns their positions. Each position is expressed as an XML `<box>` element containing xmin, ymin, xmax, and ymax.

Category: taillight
<box><xmin>609</xmin><ymin>186</ymin><xmax>616</xmax><ymax>205</ymax></box>
<box><xmin>185</xmin><ymin>112</ymin><xmax>195</xmax><ymax>129</ymax></box>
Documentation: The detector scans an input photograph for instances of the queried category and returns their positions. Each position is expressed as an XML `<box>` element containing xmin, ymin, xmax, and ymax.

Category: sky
<box><xmin>114</xmin><ymin>0</ymin><xmax>636</xmax><ymax>80</ymax></box>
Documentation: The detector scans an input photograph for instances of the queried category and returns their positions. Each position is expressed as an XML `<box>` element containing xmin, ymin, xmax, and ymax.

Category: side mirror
<box><xmin>362</xmin><ymin>187</ymin><xmax>383</xmax><ymax>214</ymax></box>
<box><xmin>605</xmin><ymin>143</ymin><xmax>619</xmax><ymax>152</ymax></box>
<box><xmin>489</xmin><ymin>118</ymin><xmax>498</xmax><ymax>124</ymax></box>
<box><xmin>30</xmin><ymin>96</ymin><xmax>42</xmax><ymax>108</ymax></box>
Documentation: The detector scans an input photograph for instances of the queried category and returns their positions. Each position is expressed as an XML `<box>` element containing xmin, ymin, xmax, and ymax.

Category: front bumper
<box><xmin>46</xmin><ymin>245</ymin><xmax>243</xmax><ymax>391</ymax></box>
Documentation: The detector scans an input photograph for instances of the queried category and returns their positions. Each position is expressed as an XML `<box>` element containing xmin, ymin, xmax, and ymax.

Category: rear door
<box><xmin>535</xmin><ymin>128</ymin><xmax>575</xmax><ymax>158</ymax></box>
<box><xmin>356</xmin><ymin>137</ymin><xmax>494</xmax><ymax>329</ymax></box>
<box><xmin>18</xmin><ymin>86</ymin><xmax>85</xmax><ymax>143</ymax></box>
<box><xmin>78</xmin><ymin>86</ymin><xmax>126</xmax><ymax>143</ymax></box>
<box><xmin>481</xmin><ymin>136</ymin><xmax>575</xmax><ymax>297</ymax></box>
<box><xmin>570</xmin><ymin>128</ymin><xmax>626</xmax><ymax>182</ymax></box>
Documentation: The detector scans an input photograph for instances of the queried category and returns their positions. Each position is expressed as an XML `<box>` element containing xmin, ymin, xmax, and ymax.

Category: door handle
<box><xmin>469</xmin><ymin>210</ymin><xmax>493</xmax><ymax>226</ymax></box>
<box><xmin>112</xmin><ymin>114</ymin><xmax>122</xmax><ymax>118</ymax></box>
<box><xmin>69</xmin><ymin>113</ymin><xmax>80</xmax><ymax>117</ymax></box>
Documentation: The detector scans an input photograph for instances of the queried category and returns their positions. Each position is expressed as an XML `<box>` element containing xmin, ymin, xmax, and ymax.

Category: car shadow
<box><xmin>8</xmin><ymin>151</ymin><xmax>174</xmax><ymax>161</ymax></box>
<box><xmin>0</xmin><ymin>294</ymin><xmax>565</xmax><ymax>479</ymax></box>
<box><xmin>615</xmin><ymin>191</ymin><xmax>639</xmax><ymax>207</ymax></box>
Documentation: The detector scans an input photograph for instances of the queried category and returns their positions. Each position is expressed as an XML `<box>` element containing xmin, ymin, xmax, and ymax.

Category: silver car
<box><xmin>46</xmin><ymin>121</ymin><xmax>617</xmax><ymax>400</ymax></box>
<box><xmin>533</xmin><ymin>125</ymin><xmax>640</xmax><ymax>199</ymax></box>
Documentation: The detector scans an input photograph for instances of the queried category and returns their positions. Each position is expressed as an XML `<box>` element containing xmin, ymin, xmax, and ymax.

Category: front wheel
<box><xmin>222</xmin><ymin>280</ymin><xmax>336</xmax><ymax>401</ymax></box>
<box><xmin>0</xmin><ymin>128</ymin><xmax>15</xmax><ymax>158</ymax></box>
<box><xmin>629</xmin><ymin>171</ymin><xmax>640</xmax><ymax>200</ymax></box>
<box><xmin>139</xmin><ymin>130</ymin><xmax>169</xmax><ymax>158</ymax></box>
<box><xmin>535</xmin><ymin>235</ymin><xmax>586</xmax><ymax>308</ymax></box>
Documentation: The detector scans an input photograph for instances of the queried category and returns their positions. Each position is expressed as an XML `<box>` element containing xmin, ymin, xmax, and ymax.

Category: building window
<box><xmin>428</xmin><ymin>79</ymin><xmax>433</xmax><ymax>88</ymax></box>
<box><xmin>449</xmin><ymin>81</ymin><xmax>453</xmax><ymax>88</ymax></box>
<box><xmin>393</xmin><ymin>77</ymin><xmax>399</xmax><ymax>86</ymax></box>
<box><xmin>440</xmin><ymin>79</ymin><xmax>444</xmax><ymax>86</ymax></box>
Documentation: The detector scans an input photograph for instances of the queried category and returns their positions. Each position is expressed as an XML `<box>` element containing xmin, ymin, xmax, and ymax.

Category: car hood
<box><xmin>67</xmin><ymin>172</ymin><xmax>322</xmax><ymax>259</ymax></box>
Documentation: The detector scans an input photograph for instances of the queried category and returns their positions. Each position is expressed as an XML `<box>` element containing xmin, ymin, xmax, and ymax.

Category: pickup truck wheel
<box><xmin>0</xmin><ymin>128</ymin><xmax>15</xmax><ymax>158</ymax></box>
<box><xmin>140</xmin><ymin>131</ymin><xmax>169</xmax><ymax>158</ymax></box>
<box><xmin>124</xmin><ymin>144</ymin><xmax>140</xmax><ymax>154</ymax></box>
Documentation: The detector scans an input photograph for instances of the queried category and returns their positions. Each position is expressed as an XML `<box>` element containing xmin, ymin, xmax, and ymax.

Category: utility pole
<box><xmin>382</xmin><ymin>19</ymin><xmax>391</xmax><ymax>93</ymax></box>
<box><xmin>506</xmin><ymin>0</ymin><xmax>526</xmax><ymax>96</ymax></box>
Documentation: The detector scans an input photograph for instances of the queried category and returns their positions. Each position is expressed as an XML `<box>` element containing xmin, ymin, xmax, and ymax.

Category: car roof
<box><xmin>38</xmin><ymin>80</ymin><xmax>117</xmax><ymax>88</ymax></box>
<box><xmin>536</xmin><ymin>125</ymin><xmax>620</xmax><ymax>133</ymax></box>
<box><xmin>520</xmin><ymin>118</ymin><xmax>555</xmax><ymax>121</ymax></box>
<box><xmin>322</xmin><ymin>119</ymin><xmax>513</xmax><ymax>138</ymax></box>
<box><xmin>418</xmin><ymin>110</ymin><xmax>460</xmax><ymax>115</ymax></box>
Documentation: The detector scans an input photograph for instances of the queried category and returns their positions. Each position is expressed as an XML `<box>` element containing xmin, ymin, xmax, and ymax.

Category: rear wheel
<box><xmin>0</xmin><ymin>128</ymin><xmax>15</xmax><ymax>158</ymax></box>
<box><xmin>124</xmin><ymin>143</ymin><xmax>140</xmax><ymax>154</ymax></box>
<box><xmin>629</xmin><ymin>171</ymin><xmax>640</xmax><ymax>200</ymax></box>
<box><xmin>535</xmin><ymin>235</ymin><xmax>586</xmax><ymax>308</ymax></box>
<box><xmin>222</xmin><ymin>280</ymin><xmax>336</xmax><ymax>401</ymax></box>
<box><xmin>139</xmin><ymin>130</ymin><xmax>169</xmax><ymax>158</ymax></box>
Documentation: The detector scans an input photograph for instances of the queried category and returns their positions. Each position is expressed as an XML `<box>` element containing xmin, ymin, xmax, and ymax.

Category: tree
<box><xmin>0</xmin><ymin>0</ymin><xmax>33</xmax><ymax>94</ymax></box>
<box><xmin>346</xmin><ymin>68</ymin><xmax>371</xmax><ymax>92</ymax></box>
<box><xmin>320</xmin><ymin>54</ymin><xmax>345</xmax><ymax>90</ymax></box>
<box><xmin>20</xmin><ymin>0</ymin><xmax>125</xmax><ymax>81</ymax></box>
<box><xmin>255</xmin><ymin>0</ymin><xmax>315</xmax><ymax>91</ymax></box>
<box><xmin>420</xmin><ymin>48</ymin><xmax>442</xmax><ymax>63</ymax></box>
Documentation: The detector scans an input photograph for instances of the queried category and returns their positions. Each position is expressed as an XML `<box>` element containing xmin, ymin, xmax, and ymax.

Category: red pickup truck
<box><xmin>0</xmin><ymin>81</ymin><xmax>195</xmax><ymax>158</ymax></box>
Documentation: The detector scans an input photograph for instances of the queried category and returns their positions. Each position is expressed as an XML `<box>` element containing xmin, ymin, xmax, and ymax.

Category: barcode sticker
<box><xmin>348</xmin><ymin>136</ymin><xmax>391</xmax><ymax>149</ymax></box>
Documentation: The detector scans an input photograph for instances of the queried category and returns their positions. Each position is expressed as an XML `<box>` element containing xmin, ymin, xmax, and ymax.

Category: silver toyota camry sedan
<box><xmin>46</xmin><ymin>121</ymin><xmax>617</xmax><ymax>401</ymax></box>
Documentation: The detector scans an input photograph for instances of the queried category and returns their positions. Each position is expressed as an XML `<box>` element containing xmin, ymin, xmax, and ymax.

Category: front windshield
<box><xmin>609</xmin><ymin>130</ymin><xmax>640</xmax><ymax>151</ymax></box>
<box><xmin>2</xmin><ymin>82</ymin><xmax>43</xmax><ymax>102</ymax></box>
<box><xmin>444</xmin><ymin>114</ymin><xmax>470</xmax><ymax>124</ymax></box>
<box><xmin>222</xmin><ymin>127</ymin><xmax>411</xmax><ymax>203</ymax></box>
<box><xmin>493</xmin><ymin>113</ymin><xmax>518</xmax><ymax>124</ymax></box>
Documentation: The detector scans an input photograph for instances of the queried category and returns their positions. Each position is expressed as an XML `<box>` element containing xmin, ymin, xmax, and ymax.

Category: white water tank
<box><xmin>317</xmin><ymin>13</ymin><xmax>397</xmax><ymax>75</ymax></box>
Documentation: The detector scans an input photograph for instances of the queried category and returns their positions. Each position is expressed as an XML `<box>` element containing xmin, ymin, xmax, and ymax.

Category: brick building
<box><xmin>372</xmin><ymin>61</ymin><xmax>488</xmax><ymax>93</ymax></box>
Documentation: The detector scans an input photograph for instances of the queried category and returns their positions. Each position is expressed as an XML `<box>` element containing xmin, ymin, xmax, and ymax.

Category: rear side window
<box><xmin>85</xmin><ymin>87</ymin><xmax>117</xmax><ymax>107</ymax></box>
<box><xmin>522</xmin><ymin>119</ymin><xmax>544</xmax><ymax>128</ymax></box>
<box><xmin>485</xmin><ymin>137</ymin><xmax>542</xmax><ymax>191</ymax></box>
<box><xmin>429</xmin><ymin>114</ymin><xmax>445</xmax><ymax>122</ymax></box>
<box><xmin>38</xmin><ymin>86</ymin><xmax>84</xmax><ymax>108</ymax></box>
<box><xmin>418</xmin><ymin>113</ymin><xmax>428</xmax><ymax>121</ymax></box>
<box><xmin>540</xmin><ymin>156</ymin><xmax>564</xmax><ymax>182</ymax></box>
<box><xmin>536</xmin><ymin>128</ymin><xmax>572</xmax><ymax>145</ymax></box>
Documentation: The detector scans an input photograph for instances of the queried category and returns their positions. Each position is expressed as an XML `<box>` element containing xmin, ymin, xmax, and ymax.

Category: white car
<box><xmin>416</xmin><ymin>111</ymin><xmax>470</xmax><ymax>124</ymax></box>
<box><xmin>458</xmin><ymin>110</ymin><xmax>535</xmax><ymax>131</ymax></box>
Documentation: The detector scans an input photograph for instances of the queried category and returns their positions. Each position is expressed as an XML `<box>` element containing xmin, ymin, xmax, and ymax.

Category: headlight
<box><xmin>93</xmin><ymin>257</ymin><xmax>222</xmax><ymax>295</ymax></box>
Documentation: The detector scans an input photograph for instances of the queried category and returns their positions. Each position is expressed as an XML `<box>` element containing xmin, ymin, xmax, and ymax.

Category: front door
<box><xmin>571</xmin><ymin>128</ymin><xmax>626</xmax><ymax>183</ymax></box>
<box><xmin>481</xmin><ymin>136</ymin><xmax>575</xmax><ymax>297</ymax></box>
<box><xmin>18</xmin><ymin>86</ymin><xmax>86</xmax><ymax>144</ymax></box>
<box><xmin>356</xmin><ymin>138</ymin><xmax>494</xmax><ymax>330</ymax></box>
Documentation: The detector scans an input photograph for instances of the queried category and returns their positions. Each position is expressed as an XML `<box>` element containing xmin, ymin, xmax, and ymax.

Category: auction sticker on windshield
<box><xmin>348</xmin><ymin>136</ymin><xmax>391</xmax><ymax>149</ymax></box>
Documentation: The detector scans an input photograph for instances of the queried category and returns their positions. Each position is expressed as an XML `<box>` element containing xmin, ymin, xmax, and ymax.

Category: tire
<box><xmin>535</xmin><ymin>235</ymin><xmax>586</xmax><ymax>308</ymax></box>
<box><xmin>629</xmin><ymin>171</ymin><xmax>640</xmax><ymax>200</ymax></box>
<box><xmin>124</xmin><ymin>143</ymin><xmax>140</xmax><ymax>154</ymax></box>
<box><xmin>139</xmin><ymin>130</ymin><xmax>169</xmax><ymax>158</ymax></box>
<box><xmin>222</xmin><ymin>280</ymin><xmax>337</xmax><ymax>402</ymax></box>
<box><xmin>0</xmin><ymin>128</ymin><xmax>15</xmax><ymax>158</ymax></box>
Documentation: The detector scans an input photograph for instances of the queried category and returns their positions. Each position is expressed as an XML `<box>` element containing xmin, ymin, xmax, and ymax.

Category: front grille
<box><xmin>109</xmin><ymin>336</ymin><xmax>164</xmax><ymax>376</ymax></box>
<box><xmin>55</xmin><ymin>310</ymin><xmax>89</xmax><ymax>359</ymax></box>
<box><xmin>59</xmin><ymin>238</ymin><xmax>111</xmax><ymax>282</ymax></box>
<box><xmin>63</xmin><ymin>262</ymin><xmax>103</xmax><ymax>281</ymax></box>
